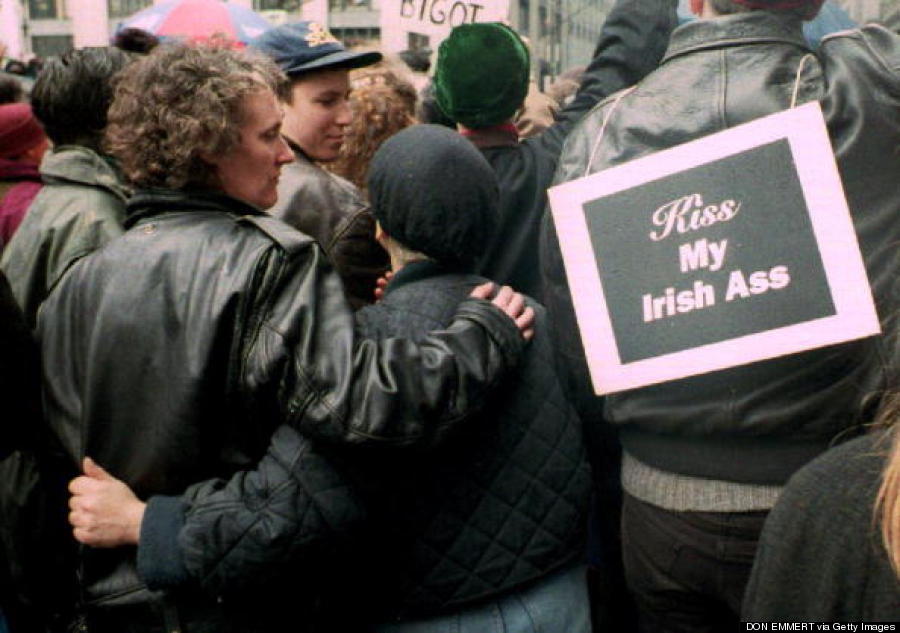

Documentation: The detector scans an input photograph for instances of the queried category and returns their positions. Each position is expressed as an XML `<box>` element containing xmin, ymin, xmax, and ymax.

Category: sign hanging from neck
<box><xmin>548</xmin><ymin>101</ymin><xmax>880</xmax><ymax>395</ymax></box>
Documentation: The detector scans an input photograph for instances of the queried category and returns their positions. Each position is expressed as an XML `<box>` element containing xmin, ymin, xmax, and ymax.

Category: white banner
<box><xmin>379</xmin><ymin>0</ymin><xmax>510</xmax><ymax>53</ymax></box>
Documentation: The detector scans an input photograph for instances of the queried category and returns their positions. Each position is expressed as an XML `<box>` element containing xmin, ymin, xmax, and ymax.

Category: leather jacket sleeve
<box><xmin>534</xmin><ymin>0</ymin><xmax>678</xmax><ymax>158</ymax></box>
<box><xmin>328</xmin><ymin>207</ymin><xmax>389</xmax><ymax>311</ymax></box>
<box><xmin>137</xmin><ymin>240</ymin><xmax>524</xmax><ymax>593</ymax></box>
<box><xmin>256</xmin><ymin>242</ymin><xmax>524</xmax><ymax>448</ymax></box>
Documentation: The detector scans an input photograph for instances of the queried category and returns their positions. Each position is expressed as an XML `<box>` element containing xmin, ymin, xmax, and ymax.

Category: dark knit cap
<box><xmin>367</xmin><ymin>124</ymin><xmax>498</xmax><ymax>268</ymax></box>
<box><xmin>0</xmin><ymin>103</ymin><xmax>45</xmax><ymax>159</ymax></box>
<box><xmin>434</xmin><ymin>23</ymin><xmax>529</xmax><ymax>129</ymax></box>
<box><xmin>733</xmin><ymin>0</ymin><xmax>825</xmax><ymax>17</ymax></box>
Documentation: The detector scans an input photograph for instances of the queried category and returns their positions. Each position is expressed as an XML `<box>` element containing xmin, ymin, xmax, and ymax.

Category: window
<box><xmin>328</xmin><ymin>0</ymin><xmax>371</xmax><ymax>10</ymax></box>
<box><xmin>329</xmin><ymin>27</ymin><xmax>379</xmax><ymax>47</ymax></box>
<box><xmin>31</xmin><ymin>35</ymin><xmax>73</xmax><ymax>58</ymax></box>
<box><xmin>254</xmin><ymin>0</ymin><xmax>301</xmax><ymax>11</ymax></box>
<box><xmin>27</xmin><ymin>0</ymin><xmax>58</xmax><ymax>19</ymax></box>
<box><xmin>108</xmin><ymin>0</ymin><xmax>152</xmax><ymax>19</ymax></box>
<box><xmin>518</xmin><ymin>0</ymin><xmax>530</xmax><ymax>33</ymax></box>
<box><xmin>407</xmin><ymin>32</ymin><xmax>429</xmax><ymax>51</ymax></box>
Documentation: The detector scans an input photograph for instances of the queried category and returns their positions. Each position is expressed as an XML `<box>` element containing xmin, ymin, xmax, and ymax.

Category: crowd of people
<box><xmin>0</xmin><ymin>0</ymin><xmax>898</xmax><ymax>631</ymax></box>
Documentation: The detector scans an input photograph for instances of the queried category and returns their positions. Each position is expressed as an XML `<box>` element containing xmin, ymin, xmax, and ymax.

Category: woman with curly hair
<box><xmin>326</xmin><ymin>70</ymin><xmax>417</xmax><ymax>194</ymax></box>
<box><xmin>34</xmin><ymin>41</ymin><xmax>532</xmax><ymax>633</ymax></box>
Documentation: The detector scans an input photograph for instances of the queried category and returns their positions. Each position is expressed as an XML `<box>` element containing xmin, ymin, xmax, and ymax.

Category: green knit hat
<box><xmin>434</xmin><ymin>23</ymin><xmax>530</xmax><ymax>129</ymax></box>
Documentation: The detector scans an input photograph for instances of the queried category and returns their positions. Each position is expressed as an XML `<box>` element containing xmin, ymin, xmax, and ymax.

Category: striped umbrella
<box><xmin>116</xmin><ymin>0</ymin><xmax>273</xmax><ymax>46</ymax></box>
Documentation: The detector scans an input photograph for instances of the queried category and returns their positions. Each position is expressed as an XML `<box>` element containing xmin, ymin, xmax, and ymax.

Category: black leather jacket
<box><xmin>37</xmin><ymin>189</ymin><xmax>524</xmax><ymax>632</ymax></box>
<box><xmin>269</xmin><ymin>144</ymin><xmax>388</xmax><ymax>311</ymax></box>
<box><xmin>542</xmin><ymin>15</ymin><xmax>900</xmax><ymax>485</ymax></box>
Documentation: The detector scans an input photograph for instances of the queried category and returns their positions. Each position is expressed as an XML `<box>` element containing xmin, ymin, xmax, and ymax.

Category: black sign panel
<box><xmin>584</xmin><ymin>139</ymin><xmax>835</xmax><ymax>363</ymax></box>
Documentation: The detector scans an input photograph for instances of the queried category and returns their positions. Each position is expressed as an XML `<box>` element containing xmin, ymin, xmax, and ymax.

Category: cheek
<box><xmin>308</xmin><ymin>110</ymin><xmax>337</xmax><ymax>136</ymax></box>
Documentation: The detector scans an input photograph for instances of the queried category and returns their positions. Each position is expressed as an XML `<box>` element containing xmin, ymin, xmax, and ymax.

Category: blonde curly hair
<box><xmin>326</xmin><ymin>69</ymin><xmax>417</xmax><ymax>192</ymax></box>
<box><xmin>104</xmin><ymin>41</ymin><xmax>289</xmax><ymax>190</ymax></box>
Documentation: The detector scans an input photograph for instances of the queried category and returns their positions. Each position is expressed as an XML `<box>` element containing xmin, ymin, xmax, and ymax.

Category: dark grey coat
<box><xmin>743</xmin><ymin>431</ymin><xmax>900</xmax><ymax>621</ymax></box>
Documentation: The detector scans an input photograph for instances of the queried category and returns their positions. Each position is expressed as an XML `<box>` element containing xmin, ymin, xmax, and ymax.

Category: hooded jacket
<box><xmin>353</xmin><ymin>261</ymin><xmax>591</xmax><ymax>619</ymax></box>
<box><xmin>541</xmin><ymin>15</ymin><xmax>900</xmax><ymax>485</ymax></box>
<box><xmin>355</xmin><ymin>124</ymin><xmax>589</xmax><ymax>618</ymax></box>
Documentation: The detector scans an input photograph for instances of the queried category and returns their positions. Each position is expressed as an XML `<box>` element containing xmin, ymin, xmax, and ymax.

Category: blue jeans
<box><xmin>372</xmin><ymin>564</ymin><xmax>590</xmax><ymax>633</ymax></box>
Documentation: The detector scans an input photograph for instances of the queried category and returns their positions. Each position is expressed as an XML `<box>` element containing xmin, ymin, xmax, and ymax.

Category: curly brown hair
<box><xmin>104</xmin><ymin>41</ymin><xmax>289</xmax><ymax>190</ymax></box>
<box><xmin>326</xmin><ymin>73</ymin><xmax>417</xmax><ymax>192</ymax></box>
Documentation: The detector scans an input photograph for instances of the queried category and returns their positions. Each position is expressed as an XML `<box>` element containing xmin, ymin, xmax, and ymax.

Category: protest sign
<box><xmin>548</xmin><ymin>101</ymin><xmax>880</xmax><ymax>395</ymax></box>
<box><xmin>379</xmin><ymin>0</ymin><xmax>509</xmax><ymax>53</ymax></box>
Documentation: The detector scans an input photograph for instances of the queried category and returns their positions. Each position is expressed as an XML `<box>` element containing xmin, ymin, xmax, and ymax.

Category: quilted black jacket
<box><xmin>352</xmin><ymin>261</ymin><xmax>591</xmax><ymax>620</ymax></box>
<box><xmin>37</xmin><ymin>188</ymin><xmax>524</xmax><ymax>633</ymax></box>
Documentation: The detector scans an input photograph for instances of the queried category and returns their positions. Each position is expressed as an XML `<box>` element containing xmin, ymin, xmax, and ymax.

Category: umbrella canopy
<box><xmin>117</xmin><ymin>0</ymin><xmax>273</xmax><ymax>45</ymax></box>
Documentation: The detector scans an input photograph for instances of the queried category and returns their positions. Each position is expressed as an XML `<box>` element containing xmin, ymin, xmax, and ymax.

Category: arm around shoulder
<box><xmin>260</xmin><ymin>245</ymin><xmax>525</xmax><ymax>448</ymax></box>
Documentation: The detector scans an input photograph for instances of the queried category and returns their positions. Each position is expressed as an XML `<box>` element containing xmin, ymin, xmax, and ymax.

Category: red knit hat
<box><xmin>732</xmin><ymin>0</ymin><xmax>825</xmax><ymax>18</ymax></box>
<box><xmin>0</xmin><ymin>103</ymin><xmax>46</xmax><ymax>159</ymax></box>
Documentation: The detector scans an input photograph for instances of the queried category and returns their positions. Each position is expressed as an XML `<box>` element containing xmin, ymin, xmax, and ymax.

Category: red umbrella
<box><xmin>116</xmin><ymin>0</ymin><xmax>273</xmax><ymax>45</ymax></box>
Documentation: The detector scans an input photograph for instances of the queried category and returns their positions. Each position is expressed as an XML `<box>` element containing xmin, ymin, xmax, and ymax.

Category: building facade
<box><xmin>1</xmin><ymin>0</ymin><xmax>608</xmax><ymax>82</ymax></box>
<box><xmin>2</xmin><ymin>0</ymin><xmax>895</xmax><ymax>74</ymax></box>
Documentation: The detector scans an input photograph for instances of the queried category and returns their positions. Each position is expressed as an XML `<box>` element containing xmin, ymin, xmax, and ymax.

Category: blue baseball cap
<box><xmin>251</xmin><ymin>21</ymin><xmax>382</xmax><ymax>77</ymax></box>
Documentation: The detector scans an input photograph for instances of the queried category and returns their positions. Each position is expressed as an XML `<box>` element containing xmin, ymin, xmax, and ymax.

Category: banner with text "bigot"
<box><xmin>548</xmin><ymin>101</ymin><xmax>880</xmax><ymax>395</ymax></box>
<box><xmin>379</xmin><ymin>0</ymin><xmax>509</xmax><ymax>53</ymax></box>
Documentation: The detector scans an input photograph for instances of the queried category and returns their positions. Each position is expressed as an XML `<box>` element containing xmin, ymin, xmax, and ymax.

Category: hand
<box><xmin>68</xmin><ymin>457</ymin><xmax>145</xmax><ymax>548</ymax></box>
<box><xmin>374</xmin><ymin>270</ymin><xmax>395</xmax><ymax>302</ymax></box>
<box><xmin>470</xmin><ymin>283</ymin><xmax>536</xmax><ymax>341</ymax></box>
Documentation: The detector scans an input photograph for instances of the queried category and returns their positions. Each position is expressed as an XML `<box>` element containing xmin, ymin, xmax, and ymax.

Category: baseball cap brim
<box><xmin>285</xmin><ymin>49</ymin><xmax>382</xmax><ymax>75</ymax></box>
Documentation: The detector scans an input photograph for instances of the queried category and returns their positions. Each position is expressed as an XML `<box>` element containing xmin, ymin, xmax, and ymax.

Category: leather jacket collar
<box><xmin>663</xmin><ymin>12</ymin><xmax>810</xmax><ymax>64</ymax></box>
<box><xmin>125</xmin><ymin>188</ymin><xmax>264</xmax><ymax>228</ymax></box>
<box><xmin>40</xmin><ymin>145</ymin><xmax>131</xmax><ymax>200</ymax></box>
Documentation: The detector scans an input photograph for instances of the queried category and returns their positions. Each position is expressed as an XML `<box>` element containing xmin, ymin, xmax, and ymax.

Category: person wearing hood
<box><xmin>356</xmin><ymin>124</ymin><xmax>592</xmax><ymax>631</ymax></box>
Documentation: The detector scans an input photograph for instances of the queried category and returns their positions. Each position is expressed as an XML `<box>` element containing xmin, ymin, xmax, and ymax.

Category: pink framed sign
<box><xmin>548</xmin><ymin>101</ymin><xmax>880</xmax><ymax>395</ymax></box>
